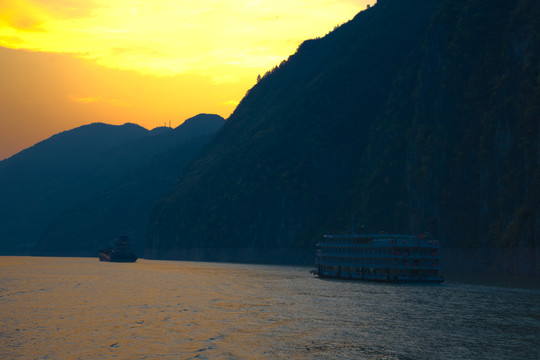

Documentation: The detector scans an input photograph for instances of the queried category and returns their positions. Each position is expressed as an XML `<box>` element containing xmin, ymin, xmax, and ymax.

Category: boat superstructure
<box><xmin>314</xmin><ymin>232</ymin><xmax>443</xmax><ymax>283</ymax></box>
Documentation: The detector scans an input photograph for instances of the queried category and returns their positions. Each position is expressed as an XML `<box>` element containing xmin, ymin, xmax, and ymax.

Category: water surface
<box><xmin>1</xmin><ymin>256</ymin><xmax>539</xmax><ymax>359</ymax></box>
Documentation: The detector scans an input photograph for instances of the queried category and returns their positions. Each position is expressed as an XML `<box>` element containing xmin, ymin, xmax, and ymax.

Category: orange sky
<box><xmin>0</xmin><ymin>0</ymin><xmax>374</xmax><ymax>160</ymax></box>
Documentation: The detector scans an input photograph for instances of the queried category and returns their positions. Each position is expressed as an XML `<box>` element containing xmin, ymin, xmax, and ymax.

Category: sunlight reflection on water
<box><xmin>1</xmin><ymin>256</ymin><xmax>539</xmax><ymax>359</ymax></box>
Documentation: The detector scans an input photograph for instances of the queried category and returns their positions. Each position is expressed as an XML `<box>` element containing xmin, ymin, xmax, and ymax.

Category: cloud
<box><xmin>0</xmin><ymin>0</ymin><xmax>46</xmax><ymax>32</ymax></box>
<box><xmin>34</xmin><ymin>0</ymin><xmax>100</xmax><ymax>20</ymax></box>
<box><xmin>0</xmin><ymin>35</ymin><xmax>24</xmax><ymax>46</ymax></box>
<box><xmin>69</xmin><ymin>95</ymin><xmax>102</xmax><ymax>103</ymax></box>
<box><xmin>0</xmin><ymin>0</ymin><xmax>101</xmax><ymax>33</ymax></box>
<box><xmin>1</xmin><ymin>0</ymin><xmax>373</xmax><ymax>78</ymax></box>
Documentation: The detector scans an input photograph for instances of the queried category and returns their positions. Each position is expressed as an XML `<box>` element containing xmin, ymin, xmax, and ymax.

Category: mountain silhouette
<box><xmin>146</xmin><ymin>0</ymin><xmax>539</xmax><ymax>275</ymax></box>
<box><xmin>146</xmin><ymin>0</ymin><xmax>444</xmax><ymax>259</ymax></box>
<box><xmin>0</xmin><ymin>114</ymin><xmax>225</xmax><ymax>254</ymax></box>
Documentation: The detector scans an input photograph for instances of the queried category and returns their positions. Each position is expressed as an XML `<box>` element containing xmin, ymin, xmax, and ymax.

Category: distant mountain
<box><xmin>0</xmin><ymin>114</ymin><xmax>225</xmax><ymax>254</ymax></box>
<box><xmin>146</xmin><ymin>0</ymin><xmax>539</xmax><ymax>276</ymax></box>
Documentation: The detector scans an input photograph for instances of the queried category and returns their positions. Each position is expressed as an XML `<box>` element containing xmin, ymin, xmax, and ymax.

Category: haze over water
<box><xmin>1</xmin><ymin>257</ymin><xmax>539</xmax><ymax>359</ymax></box>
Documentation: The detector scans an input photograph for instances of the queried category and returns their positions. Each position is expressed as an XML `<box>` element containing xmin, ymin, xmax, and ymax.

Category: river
<box><xmin>1</xmin><ymin>256</ymin><xmax>539</xmax><ymax>359</ymax></box>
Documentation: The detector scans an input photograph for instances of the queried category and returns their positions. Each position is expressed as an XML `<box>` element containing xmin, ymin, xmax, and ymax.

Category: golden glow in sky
<box><xmin>0</xmin><ymin>0</ymin><xmax>374</xmax><ymax>160</ymax></box>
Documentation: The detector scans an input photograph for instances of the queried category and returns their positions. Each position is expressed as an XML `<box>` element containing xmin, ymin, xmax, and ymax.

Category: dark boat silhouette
<box><xmin>99</xmin><ymin>236</ymin><xmax>138</xmax><ymax>262</ymax></box>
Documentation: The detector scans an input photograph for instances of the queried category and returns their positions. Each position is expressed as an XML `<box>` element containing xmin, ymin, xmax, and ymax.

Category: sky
<box><xmin>0</xmin><ymin>0</ymin><xmax>374</xmax><ymax>160</ymax></box>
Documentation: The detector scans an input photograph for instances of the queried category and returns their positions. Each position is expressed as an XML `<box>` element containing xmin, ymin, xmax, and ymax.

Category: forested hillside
<box><xmin>147</xmin><ymin>0</ymin><xmax>539</xmax><ymax>275</ymax></box>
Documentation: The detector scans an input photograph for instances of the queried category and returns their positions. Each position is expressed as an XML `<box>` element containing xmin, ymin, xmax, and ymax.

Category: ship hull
<box><xmin>98</xmin><ymin>252</ymin><xmax>111</xmax><ymax>262</ymax></box>
<box><xmin>98</xmin><ymin>250</ymin><xmax>137</xmax><ymax>263</ymax></box>
<box><xmin>98</xmin><ymin>253</ymin><xmax>137</xmax><ymax>263</ymax></box>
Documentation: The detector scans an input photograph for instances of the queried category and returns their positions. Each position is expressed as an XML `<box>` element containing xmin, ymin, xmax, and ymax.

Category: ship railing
<box><xmin>402</xmin><ymin>262</ymin><xmax>442</xmax><ymax>270</ymax></box>
<box><xmin>317</xmin><ymin>259</ymin><xmax>442</xmax><ymax>270</ymax></box>
<box><xmin>318</xmin><ymin>241</ymin><xmax>394</xmax><ymax>248</ymax></box>
<box><xmin>317</xmin><ymin>261</ymin><xmax>443</xmax><ymax>270</ymax></box>
<box><xmin>317</xmin><ymin>241</ymin><xmax>441</xmax><ymax>249</ymax></box>
<box><xmin>322</xmin><ymin>234</ymin><xmax>441</xmax><ymax>246</ymax></box>
<box><xmin>318</xmin><ymin>252</ymin><xmax>396</xmax><ymax>259</ymax></box>
<box><xmin>318</xmin><ymin>255</ymin><xmax>441</xmax><ymax>266</ymax></box>
<box><xmin>317</xmin><ymin>250</ymin><xmax>441</xmax><ymax>260</ymax></box>
<box><xmin>324</xmin><ymin>233</ymin><xmax>417</xmax><ymax>239</ymax></box>
<box><xmin>392</xmin><ymin>253</ymin><xmax>441</xmax><ymax>259</ymax></box>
